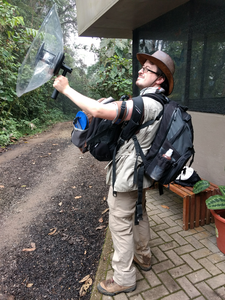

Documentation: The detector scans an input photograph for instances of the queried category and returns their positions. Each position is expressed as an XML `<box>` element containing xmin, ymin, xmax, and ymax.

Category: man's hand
<box><xmin>53</xmin><ymin>75</ymin><xmax>70</xmax><ymax>94</ymax></box>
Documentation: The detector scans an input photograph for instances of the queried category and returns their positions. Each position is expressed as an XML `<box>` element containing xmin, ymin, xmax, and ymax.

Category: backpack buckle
<box><xmin>118</xmin><ymin>138</ymin><xmax>125</xmax><ymax>146</ymax></box>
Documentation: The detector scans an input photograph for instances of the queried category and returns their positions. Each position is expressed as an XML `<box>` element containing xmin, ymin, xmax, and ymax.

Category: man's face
<box><xmin>136</xmin><ymin>60</ymin><xmax>159</xmax><ymax>90</ymax></box>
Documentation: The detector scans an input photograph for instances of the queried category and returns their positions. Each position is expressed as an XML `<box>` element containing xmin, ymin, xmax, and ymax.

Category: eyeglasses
<box><xmin>141</xmin><ymin>66</ymin><xmax>159</xmax><ymax>75</ymax></box>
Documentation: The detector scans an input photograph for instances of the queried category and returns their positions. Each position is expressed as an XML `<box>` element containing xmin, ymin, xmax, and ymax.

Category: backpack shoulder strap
<box><xmin>138</xmin><ymin>93</ymin><xmax>166</xmax><ymax>130</ymax></box>
<box><xmin>143</xmin><ymin>93</ymin><xmax>169</xmax><ymax>106</ymax></box>
<box><xmin>112</xmin><ymin>96</ymin><xmax>144</xmax><ymax>196</ymax></box>
<box><xmin>131</xmin><ymin>95</ymin><xmax>144</xmax><ymax>123</ymax></box>
<box><xmin>119</xmin><ymin>95</ymin><xmax>144</xmax><ymax>142</ymax></box>
<box><xmin>131</xmin><ymin>93</ymin><xmax>167</xmax><ymax>224</ymax></box>
<box><xmin>113</xmin><ymin>100</ymin><xmax>127</xmax><ymax>124</ymax></box>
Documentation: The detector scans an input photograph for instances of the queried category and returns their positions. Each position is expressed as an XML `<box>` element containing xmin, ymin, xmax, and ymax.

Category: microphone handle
<box><xmin>51</xmin><ymin>65</ymin><xmax>72</xmax><ymax>99</ymax></box>
<box><xmin>51</xmin><ymin>89</ymin><xmax>59</xmax><ymax>99</ymax></box>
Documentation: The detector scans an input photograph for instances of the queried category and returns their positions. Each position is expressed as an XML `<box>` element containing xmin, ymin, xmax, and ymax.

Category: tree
<box><xmin>87</xmin><ymin>39</ymin><xmax>133</xmax><ymax>100</ymax></box>
<box><xmin>0</xmin><ymin>0</ymin><xmax>78</xmax><ymax>146</ymax></box>
<box><xmin>57</xmin><ymin>0</ymin><xmax>77</xmax><ymax>45</ymax></box>
<box><xmin>0</xmin><ymin>0</ymin><xmax>30</xmax><ymax>116</ymax></box>
<box><xmin>0</xmin><ymin>1</ymin><xmax>135</xmax><ymax>146</ymax></box>
<box><xmin>7</xmin><ymin>0</ymin><xmax>77</xmax><ymax>45</ymax></box>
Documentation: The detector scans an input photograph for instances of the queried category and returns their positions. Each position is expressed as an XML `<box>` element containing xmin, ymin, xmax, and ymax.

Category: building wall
<box><xmin>190</xmin><ymin>112</ymin><xmax>225</xmax><ymax>185</ymax></box>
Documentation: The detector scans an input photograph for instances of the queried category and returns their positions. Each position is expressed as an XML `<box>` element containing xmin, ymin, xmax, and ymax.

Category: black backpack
<box><xmin>85</xmin><ymin>97</ymin><xmax>128</xmax><ymax>161</ymax></box>
<box><xmin>131</xmin><ymin>93</ymin><xmax>195</xmax><ymax>224</ymax></box>
<box><xmin>135</xmin><ymin>93</ymin><xmax>195</xmax><ymax>185</ymax></box>
<box><xmin>71</xmin><ymin>93</ymin><xmax>195</xmax><ymax>224</ymax></box>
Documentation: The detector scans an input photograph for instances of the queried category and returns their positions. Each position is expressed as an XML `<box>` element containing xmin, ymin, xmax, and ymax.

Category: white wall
<box><xmin>76</xmin><ymin>0</ymin><xmax>119</xmax><ymax>36</ymax></box>
<box><xmin>190</xmin><ymin>111</ymin><xmax>225</xmax><ymax>185</ymax></box>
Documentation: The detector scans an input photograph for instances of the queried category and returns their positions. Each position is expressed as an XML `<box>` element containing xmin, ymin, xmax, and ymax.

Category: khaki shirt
<box><xmin>106</xmin><ymin>87</ymin><xmax>164</xmax><ymax>192</ymax></box>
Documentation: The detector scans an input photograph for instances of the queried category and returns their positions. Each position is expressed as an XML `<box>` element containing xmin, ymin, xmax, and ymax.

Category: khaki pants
<box><xmin>107</xmin><ymin>186</ymin><xmax>151</xmax><ymax>286</ymax></box>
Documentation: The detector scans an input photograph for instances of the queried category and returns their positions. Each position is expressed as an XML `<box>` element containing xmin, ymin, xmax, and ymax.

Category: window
<box><xmin>133</xmin><ymin>0</ymin><xmax>225</xmax><ymax>114</ymax></box>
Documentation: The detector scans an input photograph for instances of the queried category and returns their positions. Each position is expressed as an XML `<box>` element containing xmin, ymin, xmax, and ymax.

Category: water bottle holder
<box><xmin>149</xmin><ymin>154</ymin><xmax>172</xmax><ymax>181</ymax></box>
<box><xmin>159</xmin><ymin>154</ymin><xmax>172</xmax><ymax>168</ymax></box>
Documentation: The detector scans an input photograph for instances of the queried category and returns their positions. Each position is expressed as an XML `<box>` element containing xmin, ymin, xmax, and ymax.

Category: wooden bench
<box><xmin>163</xmin><ymin>182</ymin><xmax>220</xmax><ymax>230</ymax></box>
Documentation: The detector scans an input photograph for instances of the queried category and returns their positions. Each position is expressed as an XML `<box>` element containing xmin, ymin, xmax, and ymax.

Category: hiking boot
<box><xmin>97</xmin><ymin>278</ymin><xmax>136</xmax><ymax>296</ymax></box>
<box><xmin>133</xmin><ymin>255</ymin><xmax>152</xmax><ymax>271</ymax></box>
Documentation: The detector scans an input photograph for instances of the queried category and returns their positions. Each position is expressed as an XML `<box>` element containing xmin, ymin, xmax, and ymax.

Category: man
<box><xmin>53</xmin><ymin>50</ymin><xmax>175</xmax><ymax>296</ymax></box>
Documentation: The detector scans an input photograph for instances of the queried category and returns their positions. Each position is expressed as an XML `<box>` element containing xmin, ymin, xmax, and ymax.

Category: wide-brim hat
<box><xmin>136</xmin><ymin>51</ymin><xmax>175</xmax><ymax>95</ymax></box>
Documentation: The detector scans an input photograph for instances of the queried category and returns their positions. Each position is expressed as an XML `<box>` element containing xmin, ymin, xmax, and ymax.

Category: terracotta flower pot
<box><xmin>210</xmin><ymin>209</ymin><xmax>225</xmax><ymax>254</ymax></box>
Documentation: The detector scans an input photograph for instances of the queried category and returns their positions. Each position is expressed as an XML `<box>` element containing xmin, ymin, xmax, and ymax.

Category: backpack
<box><xmin>71</xmin><ymin>93</ymin><xmax>195</xmax><ymax>224</ymax></box>
<box><xmin>131</xmin><ymin>93</ymin><xmax>195</xmax><ymax>224</ymax></box>
<box><xmin>135</xmin><ymin>93</ymin><xmax>195</xmax><ymax>185</ymax></box>
<box><xmin>85</xmin><ymin>97</ymin><xmax>128</xmax><ymax>161</ymax></box>
<box><xmin>71</xmin><ymin>97</ymin><xmax>119</xmax><ymax>156</ymax></box>
<box><xmin>73</xmin><ymin>95</ymin><xmax>153</xmax><ymax>161</ymax></box>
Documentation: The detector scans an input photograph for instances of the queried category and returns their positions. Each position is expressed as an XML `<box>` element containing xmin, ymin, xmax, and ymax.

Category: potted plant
<box><xmin>193</xmin><ymin>181</ymin><xmax>225</xmax><ymax>254</ymax></box>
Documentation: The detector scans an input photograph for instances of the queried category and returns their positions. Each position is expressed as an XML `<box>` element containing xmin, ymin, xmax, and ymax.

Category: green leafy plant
<box><xmin>0</xmin><ymin>1</ymin><xmax>79</xmax><ymax>147</ymax></box>
<box><xmin>0</xmin><ymin>116</ymin><xmax>23</xmax><ymax>145</ymax></box>
<box><xmin>206</xmin><ymin>186</ymin><xmax>225</xmax><ymax>210</ymax></box>
<box><xmin>193</xmin><ymin>180</ymin><xmax>225</xmax><ymax>211</ymax></box>
<box><xmin>193</xmin><ymin>180</ymin><xmax>210</xmax><ymax>194</ymax></box>
<box><xmin>93</xmin><ymin>55</ymin><xmax>132</xmax><ymax>99</ymax></box>
<box><xmin>87</xmin><ymin>39</ymin><xmax>133</xmax><ymax>100</ymax></box>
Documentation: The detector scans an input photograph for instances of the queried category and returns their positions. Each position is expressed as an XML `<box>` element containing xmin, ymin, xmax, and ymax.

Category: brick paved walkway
<box><xmin>91</xmin><ymin>188</ymin><xmax>225</xmax><ymax>300</ymax></box>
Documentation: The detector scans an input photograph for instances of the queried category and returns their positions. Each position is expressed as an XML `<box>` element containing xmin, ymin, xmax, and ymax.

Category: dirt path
<box><xmin>0</xmin><ymin>122</ymin><xmax>109</xmax><ymax>300</ymax></box>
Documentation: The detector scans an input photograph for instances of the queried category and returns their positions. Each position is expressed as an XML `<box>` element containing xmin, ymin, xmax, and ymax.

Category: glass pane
<box><xmin>203</xmin><ymin>35</ymin><xmax>225</xmax><ymax>99</ymax></box>
<box><xmin>134</xmin><ymin>0</ymin><xmax>225</xmax><ymax>113</ymax></box>
<box><xmin>189</xmin><ymin>39</ymin><xmax>204</xmax><ymax>99</ymax></box>
<box><xmin>138</xmin><ymin>39</ymin><xmax>187</xmax><ymax>104</ymax></box>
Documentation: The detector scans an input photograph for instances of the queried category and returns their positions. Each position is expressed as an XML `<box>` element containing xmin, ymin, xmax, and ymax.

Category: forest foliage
<box><xmin>0</xmin><ymin>0</ymin><xmax>132</xmax><ymax>146</ymax></box>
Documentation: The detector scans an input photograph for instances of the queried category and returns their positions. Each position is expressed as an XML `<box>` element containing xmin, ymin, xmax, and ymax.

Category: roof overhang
<box><xmin>76</xmin><ymin>0</ymin><xmax>190</xmax><ymax>39</ymax></box>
